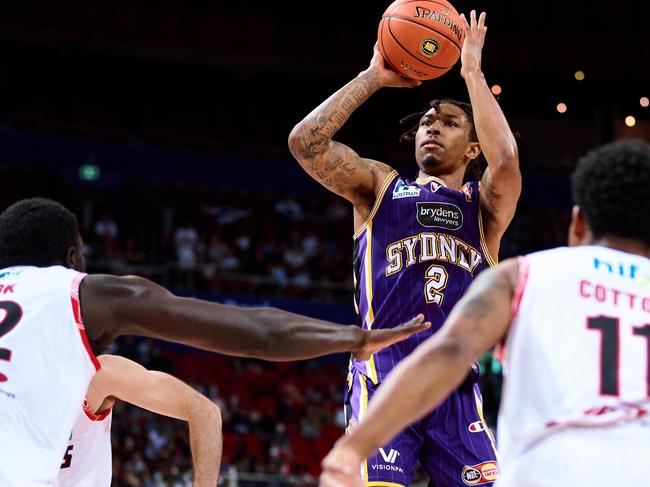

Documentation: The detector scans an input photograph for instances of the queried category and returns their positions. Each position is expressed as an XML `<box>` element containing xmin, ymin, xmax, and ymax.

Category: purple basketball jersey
<box><xmin>352</xmin><ymin>171</ymin><xmax>495</xmax><ymax>383</ymax></box>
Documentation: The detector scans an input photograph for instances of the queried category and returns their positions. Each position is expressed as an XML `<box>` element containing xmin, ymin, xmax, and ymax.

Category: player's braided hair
<box><xmin>399</xmin><ymin>99</ymin><xmax>484</xmax><ymax>179</ymax></box>
<box><xmin>571</xmin><ymin>139</ymin><xmax>650</xmax><ymax>246</ymax></box>
<box><xmin>0</xmin><ymin>197</ymin><xmax>80</xmax><ymax>268</ymax></box>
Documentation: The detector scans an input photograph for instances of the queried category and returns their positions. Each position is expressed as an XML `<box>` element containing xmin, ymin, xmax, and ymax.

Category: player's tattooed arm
<box><xmin>289</xmin><ymin>42</ymin><xmax>420</xmax><ymax>210</ymax></box>
<box><xmin>322</xmin><ymin>258</ymin><xmax>519</xmax><ymax>469</ymax></box>
<box><xmin>288</xmin><ymin>72</ymin><xmax>392</xmax><ymax>208</ymax></box>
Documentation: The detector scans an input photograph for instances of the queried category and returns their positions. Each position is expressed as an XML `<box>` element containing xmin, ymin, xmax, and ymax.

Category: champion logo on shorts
<box><xmin>468</xmin><ymin>420</ymin><xmax>486</xmax><ymax>433</ymax></box>
<box><xmin>461</xmin><ymin>461</ymin><xmax>499</xmax><ymax>485</ymax></box>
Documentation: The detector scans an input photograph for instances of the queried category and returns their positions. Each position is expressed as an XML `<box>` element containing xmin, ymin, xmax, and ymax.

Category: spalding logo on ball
<box><xmin>378</xmin><ymin>0</ymin><xmax>465</xmax><ymax>80</ymax></box>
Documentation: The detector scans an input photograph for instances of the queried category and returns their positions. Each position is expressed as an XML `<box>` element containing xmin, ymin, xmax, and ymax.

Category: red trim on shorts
<box><xmin>70</xmin><ymin>272</ymin><xmax>100</xmax><ymax>371</ymax></box>
<box><xmin>82</xmin><ymin>399</ymin><xmax>112</xmax><ymax>421</ymax></box>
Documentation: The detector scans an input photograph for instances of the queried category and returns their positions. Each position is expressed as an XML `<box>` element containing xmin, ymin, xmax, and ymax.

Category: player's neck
<box><xmin>593</xmin><ymin>235</ymin><xmax>650</xmax><ymax>259</ymax></box>
<box><xmin>416</xmin><ymin>170</ymin><xmax>464</xmax><ymax>190</ymax></box>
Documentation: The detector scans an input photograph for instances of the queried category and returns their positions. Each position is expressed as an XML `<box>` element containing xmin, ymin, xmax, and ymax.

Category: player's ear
<box><xmin>568</xmin><ymin>205</ymin><xmax>590</xmax><ymax>246</ymax></box>
<box><xmin>466</xmin><ymin>142</ymin><xmax>481</xmax><ymax>160</ymax></box>
<box><xmin>65</xmin><ymin>246</ymin><xmax>77</xmax><ymax>269</ymax></box>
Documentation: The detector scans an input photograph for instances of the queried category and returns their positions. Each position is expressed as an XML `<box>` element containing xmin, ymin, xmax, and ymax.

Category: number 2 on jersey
<box><xmin>587</xmin><ymin>315</ymin><xmax>650</xmax><ymax>396</ymax></box>
<box><xmin>0</xmin><ymin>301</ymin><xmax>24</xmax><ymax>382</ymax></box>
<box><xmin>424</xmin><ymin>264</ymin><xmax>449</xmax><ymax>305</ymax></box>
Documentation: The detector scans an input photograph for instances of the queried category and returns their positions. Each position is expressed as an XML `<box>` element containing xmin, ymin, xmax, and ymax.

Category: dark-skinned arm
<box><xmin>320</xmin><ymin>258</ymin><xmax>519</xmax><ymax>487</ymax></box>
<box><xmin>79</xmin><ymin>275</ymin><xmax>430</xmax><ymax>361</ymax></box>
<box><xmin>460</xmin><ymin>11</ymin><xmax>521</xmax><ymax>257</ymax></box>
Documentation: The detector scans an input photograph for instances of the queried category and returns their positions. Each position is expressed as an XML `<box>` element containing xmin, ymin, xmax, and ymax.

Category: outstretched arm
<box><xmin>319</xmin><ymin>259</ymin><xmax>519</xmax><ymax>487</ymax></box>
<box><xmin>460</xmin><ymin>11</ymin><xmax>521</xmax><ymax>256</ymax></box>
<box><xmin>89</xmin><ymin>355</ymin><xmax>222</xmax><ymax>487</ymax></box>
<box><xmin>80</xmin><ymin>275</ymin><xmax>430</xmax><ymax>361</ymax></box>
<box><xmin>288</xmin><ymin>44</ymin><xmax>420</xmax><ymax>220</ymax></box>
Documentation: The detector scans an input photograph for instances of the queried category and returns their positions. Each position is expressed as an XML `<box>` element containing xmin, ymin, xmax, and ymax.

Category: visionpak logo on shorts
<box><xmin>416</xmin><ymin>202</ymin><xmax>463</xmax><ymax>230</ymax></box>
<box><xmin>461</xmin><ymin>461</ymin><xmax>499</xmax><ymax>485</ymax></box>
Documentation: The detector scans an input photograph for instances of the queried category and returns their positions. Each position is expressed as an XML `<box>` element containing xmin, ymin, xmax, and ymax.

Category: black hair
<box><xmin>0</xmin><ymin>197</ymin><xmax>80</xmax><ymax>268</ymax></box>
<box><xmin>399</xmin><ymin>98</ymin><xmax>484</xmax><ymax>179</ymax></box>
<box><xmin>571</xmin><ymin>139</ymin><xmax>650</xmax><ymax>245</ymax></box>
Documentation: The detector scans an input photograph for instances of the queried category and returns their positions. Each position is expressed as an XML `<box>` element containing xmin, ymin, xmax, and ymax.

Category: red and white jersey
<box><xmin>0</xmin><ymin>266</ymin><xmax>100</xmax><ymax>486</ymax></box>
<box><xmin>57</xmin><ymin>400</ymin><xmax>113</xmax><ymax>487</ymax></box>
<box><xmin>497</xmin><ymin>246</ymin><xmax>650</xmax><ymax>483</ymax></box>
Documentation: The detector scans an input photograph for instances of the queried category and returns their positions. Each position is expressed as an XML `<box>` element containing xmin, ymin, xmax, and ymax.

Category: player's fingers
<box><xmin>470</xmin><ymin>10</ymin><xmax>477</xmax><ymax>28</ymax></box>
<box><xmin>478</xmin><ymin>11</ymin><xmax>486</xmax><ymax>29</ymax></box>
<box><xmin>459</xmin><ymin>13</ymin><xmax>469</xmax><ymax>29</ymax></box>
<box><xmin>398</xmin><ymin>315</ymin><xmax>431</xmax><ymax>334</ymax></box>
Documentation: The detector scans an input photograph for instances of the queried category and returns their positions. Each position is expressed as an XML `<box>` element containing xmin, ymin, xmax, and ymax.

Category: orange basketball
<box><xmin>377</xmin><ymin>0</ymin><xmax>465</xmax><ymax>80</ymax></box>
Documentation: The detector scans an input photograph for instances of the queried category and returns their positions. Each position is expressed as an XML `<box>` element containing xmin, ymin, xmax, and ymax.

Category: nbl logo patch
<box><xmin>461</xmin><ymin>182</ymin><xmax>473</xmax><ymax>202</ymax></box>
<box><xmin>461</xmin><ymin>461</ymin><xmax>499</xmax><ymax>485</ymax></box>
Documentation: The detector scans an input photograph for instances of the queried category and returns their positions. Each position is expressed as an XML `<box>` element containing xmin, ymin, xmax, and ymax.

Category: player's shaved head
<box><xmin>572</xmin><ymin>139</ymin><xmax>650</xmax><ymax>246</ymax></box>
<box><xmin>0</xmin><ymin>197</ymin><xmax>81</xmax><ymax>269</ymax></box>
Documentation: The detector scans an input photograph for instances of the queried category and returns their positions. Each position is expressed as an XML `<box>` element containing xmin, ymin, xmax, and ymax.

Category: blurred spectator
<box><xmin>93</xmin><ymin>210</ymin><xmax>119</xmax><ymax>259</ymax></box>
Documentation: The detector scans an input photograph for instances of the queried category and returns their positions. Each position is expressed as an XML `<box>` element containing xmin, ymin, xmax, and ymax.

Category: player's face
<box><xmin>414</xmin><ymin>104</ymin><xmax>476</xmax><ymax>176</ymax></box>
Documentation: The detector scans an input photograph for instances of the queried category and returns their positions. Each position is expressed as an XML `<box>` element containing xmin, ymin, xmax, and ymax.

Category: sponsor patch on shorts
<box><xmin>461</xmin><ymin>461</ymin><xmax>499</xmax><ymax>485</ymax></box>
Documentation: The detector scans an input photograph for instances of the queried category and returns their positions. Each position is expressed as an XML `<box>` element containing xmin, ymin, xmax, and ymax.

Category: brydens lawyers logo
<box><xmin>416</xmin><ymin>202</ymin><xmax>463</xmax><ymax>230</ymax></box>
<box><xmin>461</xmin><ymin>461</ymin><xmax>499</xmax><ymax>485</ymax></box>
<box><xmin>392</xmin><ymin>180</ymin><xmax>421</xmax><ymax>199</ymax></box>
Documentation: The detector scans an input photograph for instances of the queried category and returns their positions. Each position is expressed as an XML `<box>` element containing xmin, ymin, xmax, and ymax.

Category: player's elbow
<box><xmin>189</xmin><ymin>395</ymin><xmax>222</xmax><ymax>427</ymax></box>
<box><xmin>207</xmin><ymin>401</ymin><xmax>222</xmax><ymax>428</ymax></box>
<box><xmin>288</xmin><ymin>123</ymin><xmax>308</xmax><ymax>159</ymax></box>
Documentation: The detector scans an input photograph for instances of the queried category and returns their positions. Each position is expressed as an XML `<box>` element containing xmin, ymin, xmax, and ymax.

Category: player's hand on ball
<box><xmin>459</xmin><ymin>10</ymin><xmax>487</xmax><ymax>78</ymax></box>
<box><xmin>360</xmin><ymin>43</ymin><xmax>422</xmax><ymax>89</ymax></box>
<box><xmin>353</xmin><ymin>313</ymin><xmax>431</xmax><ymax>361</ymax></box>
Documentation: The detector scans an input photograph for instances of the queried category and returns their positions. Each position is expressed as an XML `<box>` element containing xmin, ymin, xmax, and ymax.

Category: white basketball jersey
<box><xmin>497</xmin><ymin>246</ymin><xmax>650</xmax><ymax>484</ymax></box>
<box><xmin>0</xmin><ymin>266</ymin><xmax>99</xmax><ymax>486</ymax></box>
<box><xmin>57</xmin><ymin>400</ymin><xmax>113</xmax><ymax>487</ymax></box>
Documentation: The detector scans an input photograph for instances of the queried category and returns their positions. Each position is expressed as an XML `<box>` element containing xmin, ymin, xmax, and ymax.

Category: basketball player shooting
<box><xmin>321</xmin><ymin>139</ymin><xmax>650</xmax><ymax>487</ymax></box>
<box><xmin>289</xmin><ymin>10</ymin><xmax>520</xmax><ymax>487</ymax></box>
